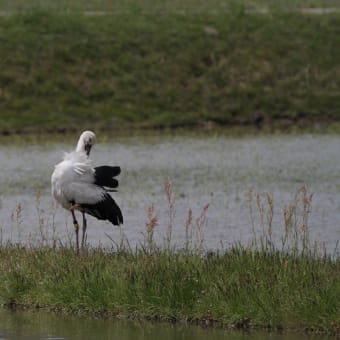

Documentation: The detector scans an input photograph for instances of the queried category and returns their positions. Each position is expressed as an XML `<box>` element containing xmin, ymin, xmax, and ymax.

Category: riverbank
<box><xmin>0</xmin><ymin>243</ymin><xmax>338</xmax><ymax>334</ymax></box>
<box><xmin>0</xmin><ymin>2</ymin><xmax>340</xmax><ymax>134</ymax></box>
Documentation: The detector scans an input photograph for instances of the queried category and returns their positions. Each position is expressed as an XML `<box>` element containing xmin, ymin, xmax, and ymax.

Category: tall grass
<box><xmin>0</xmin><ymin>244</ymin><xmax>338</xmax><ymax>332</ymax></box>
<box><xmin>0</xmin><ymin>182</ymin><xmax>338</xmax><ymax>333</ymax></box>
<box><xmin>245</xmin><ymin>185</ymin><xmax>330</xmax><ymax>257</ymax></box>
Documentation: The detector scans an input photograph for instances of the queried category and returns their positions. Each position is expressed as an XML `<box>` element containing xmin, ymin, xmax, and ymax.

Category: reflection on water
<box><xmin>0</xmin><ymin>309</ymin><xmax>331</xmax><ymax>340</ymax></box>
<box><xmin>0</xmin><ymin>133</ymin><xmax>339</xmax><ymax>252</ymax></box>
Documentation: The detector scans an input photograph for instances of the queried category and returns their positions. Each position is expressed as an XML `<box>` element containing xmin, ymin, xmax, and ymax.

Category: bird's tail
<box><xmin>82</xmin><ymin>193</ymin><xmax>123</xmax><ymax>225</ymax></box>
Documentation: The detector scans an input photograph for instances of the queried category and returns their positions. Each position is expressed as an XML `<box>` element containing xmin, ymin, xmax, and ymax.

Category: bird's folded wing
<box><xmin>62</xmin><ymin>182</ymin><xmax>106</xmax><ymax>205</ymax></box>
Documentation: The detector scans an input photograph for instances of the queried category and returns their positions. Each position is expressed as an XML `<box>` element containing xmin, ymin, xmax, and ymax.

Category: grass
<box><xmin>0</xmin><ymin>244</ymin><xmax>338</xmax><ymax>333</ymax></box>
<box><xmin>0</xmin><ymin>2</ymin><xmax>340</xmax><ymax>133</ymax></box>
<box><xmin>0</xmin><ymin>183</ymin><xmax>339</xmax><ymax>334</ymax></box>
<box><xmin>1</xmin><ymin>0</ymin><xmax>340</xmax><ymax>12</ymax></box>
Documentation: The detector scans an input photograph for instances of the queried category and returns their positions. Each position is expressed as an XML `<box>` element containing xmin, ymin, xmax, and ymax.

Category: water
<box><xmin>0</xmin><ymin>133</ymin><xmax>339</xmax><ymax>252</ymax></box>
<box><xmin>0</xmin><ymin>309</ymin><xmax>331</xmax><ymax>340</ymax></box>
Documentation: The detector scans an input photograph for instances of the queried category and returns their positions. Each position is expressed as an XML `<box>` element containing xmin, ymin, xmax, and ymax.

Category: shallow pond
<box><xmin>0</xmin><ymin>132</ymin><xmax>339</xmax><ymax>253</ymax></box>
<box><xmin>0</xmin><ymin>309</ymin><xmax>332</xmax><ymax>340</ymax></box>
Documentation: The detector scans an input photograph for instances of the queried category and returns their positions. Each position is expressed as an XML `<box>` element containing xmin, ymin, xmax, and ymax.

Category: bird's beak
<box><xmin>85</xmin><ymin>143</ymin><xmax>92</xmax><ymax>156</ymax></box>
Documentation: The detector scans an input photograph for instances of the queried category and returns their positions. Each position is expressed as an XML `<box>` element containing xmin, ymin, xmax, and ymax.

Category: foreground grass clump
<box><xmin>0</xmin><ymin>4</ymin><xmax>340</xmax><ymax>132</ymax></box>
<box><xmin>0</xmin><ymin>245</ymin><xmax>338</xmax><ymax>333</ymax></box>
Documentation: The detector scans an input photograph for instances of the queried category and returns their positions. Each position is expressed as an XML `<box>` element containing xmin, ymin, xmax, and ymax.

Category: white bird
<box><xmin>51</xmin><ymin>131</ymin><xmax>123</xmax><ymax>252</ymax></box>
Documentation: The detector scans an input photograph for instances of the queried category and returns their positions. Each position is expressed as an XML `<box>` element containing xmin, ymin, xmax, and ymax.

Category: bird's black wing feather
<box><xmin>81</xmin><ymin>193</ymin><xmax>123</xmax><ymax>225</ymax></box>
<box><xmin>94</xmin><ymin>166</ymin><xmax>121</xmax><ymax>189</ymax></box>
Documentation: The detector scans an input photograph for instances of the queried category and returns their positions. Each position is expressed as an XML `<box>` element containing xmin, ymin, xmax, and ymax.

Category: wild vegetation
<box><xmin>0</xmin><ymin>1</ymin><xmax>339</xmax><ymax>333</ymax></box>
<box><xmin>0</xmin><ymin>1</ymin><xmax>340</xmax><ymax>133</ymax></box>
<box><xmin>0</xmin><ymin>183</ymin><xmax>339</xmax><ymax>334</ymax></box>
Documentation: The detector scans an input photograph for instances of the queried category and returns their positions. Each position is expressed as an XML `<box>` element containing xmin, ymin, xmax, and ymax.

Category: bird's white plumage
<box><xmin>51</xmin><ymin>150</ymin><xmax>105</xmax><ymax>210</ymax></box>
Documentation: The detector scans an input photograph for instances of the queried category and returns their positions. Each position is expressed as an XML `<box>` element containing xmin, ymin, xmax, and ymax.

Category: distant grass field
<box><xmin>0</xmin><ymin>1</ymin><xmax>340</xmax><ymax>133</ymax></box>
<box><xmin>1</xmin><ymin>0</ymin><xmax>340</xmax><ymax>12</ymax></box>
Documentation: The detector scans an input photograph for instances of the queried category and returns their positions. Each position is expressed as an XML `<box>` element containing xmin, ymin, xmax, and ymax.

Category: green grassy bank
<box><xmin>0</xmin><ymin>245</ymin><xmax>338</xmax><ymax>333</ymax></box>
<box><xmin>0</xmin><ymin>2</ymin><xmax>340</xmax><ymax>133</ymax></box>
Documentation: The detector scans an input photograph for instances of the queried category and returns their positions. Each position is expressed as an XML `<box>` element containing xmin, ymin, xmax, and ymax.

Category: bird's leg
<box><xmin>71</xmin><ymin>210</ymin><xmax>79</xmax><ymax>254</ymax></box>
<box><xmin>81</xmin><ymin>212</ymin><xmax>87</xmax><ymax>249</ymax></box>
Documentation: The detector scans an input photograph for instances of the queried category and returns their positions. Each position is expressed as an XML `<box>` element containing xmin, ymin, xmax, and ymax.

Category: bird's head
<box><xmin>77</xmin><ymin>130</ymin><xmax>96</xmax><ymax>156</ymax></box>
